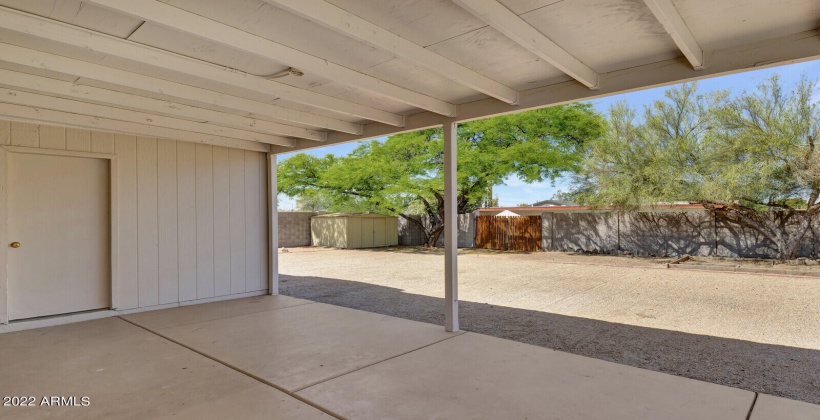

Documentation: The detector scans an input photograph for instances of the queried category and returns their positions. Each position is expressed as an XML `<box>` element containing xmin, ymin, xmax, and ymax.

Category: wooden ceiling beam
<box><xmin>0</xmin><ymin>87</ymin><xmax>295</xmax><ymax>147</ymax></box>
<box><xmin>85</xmin><ymin>0</ymin><xmax>457</xmax><ymax>117</ymax></box>
<box><xmin>0</xmin><ymin>103</ymin><xmax>270</xmax><ymax>152</ymax></box>
<box><xmin>275</xmin><ymin>29</ymin><xmax>820</xmax><ymax>153</ymax></box>
<box><xmin>266</xmin><ymin>0</ymin><xmax>519</xmax><ymax>105</ymax></box>
<box><xmin>0</xmin><ymin>69</ymin><xmax>326</xmax><ymax>142</ymax></box>
<box><xmin>451</xmin><ymin>0</ymin><xmax>600</xmax><ymax>89</ymax></box>
<box><xmin>0</xmin><ymin>6</ymin><xmax>401</xmax><ymax>126</ymax></box>
<box><xmin>0</xmin><ymin>43</ymin><xmax>364</xmax><ymax>136</ymax></box>
<box><xmin>643</xmin><ymin>0</ymin><xmax>705</xmax><ymax>70</ymax></box>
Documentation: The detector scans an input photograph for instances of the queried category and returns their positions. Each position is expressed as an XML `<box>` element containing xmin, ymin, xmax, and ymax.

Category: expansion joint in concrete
<box><xmin>745</xmin><ymin>392</ymin><xmax>759</xmax><ymax>420</ymax></box>
<box><xmin>118</xmin><ymin>315</ymin><xmax>345</xmax><ymax>420</ymax></box>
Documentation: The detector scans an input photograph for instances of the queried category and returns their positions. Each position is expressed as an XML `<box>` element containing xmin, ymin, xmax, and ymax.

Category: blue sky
<box><xmin>278</xmin><ymin>59</ymin><xmax>820</xmax><ymax>210</ymax></box>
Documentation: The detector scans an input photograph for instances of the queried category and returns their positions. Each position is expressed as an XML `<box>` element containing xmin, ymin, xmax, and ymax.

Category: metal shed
<box><xmin>311</xmin><ymin>213</ymin><xmax>399</xmax><ymax>249</ymax></box>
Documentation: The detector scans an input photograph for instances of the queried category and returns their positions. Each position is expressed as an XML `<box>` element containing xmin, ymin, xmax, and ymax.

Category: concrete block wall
<box><xmin>278</xmin><ymin>211</ymin><xmax>319</xmax><ymax>247</ymax></box>
<box><xmin>620</xmin><ymin>212</ymin><xmax>714</xmax><ymax>257</ymax></box>
<box><xmin>284</xmin><ymin>212</ymin><xmax>463</xmax><ymax>248</ymax></box>
<box><xmin>398</xmin><ymin>214</ymin><xmax>475</xmax><ymax>247</ymax></box>
<box><xmin>541</xmin><ymin>213</ymin><xmax>553</xmax><ymax>251</ymax></box>
<box><xmin>549</xmin><ymin>212</ymin><xmax>619</xmax><ymax>253</ymax></box>
<box><xmin>545</xmin><ymin>210</ymin><xmax>816</xmax><ymax>258</ymax></box>
<box><xmin>398</xmin><ymin>216</ymin><xmax>426</xmax><ymax>246</ymax></box>
<box><xmin>715</xmin><ymin>211</ymin><xmax>814</xmax><ymax>258</ymax></box>
<box><xmin>453</xmin><ymin>214</ymin><xmax>477</xmax><ymax>248</ymax></box>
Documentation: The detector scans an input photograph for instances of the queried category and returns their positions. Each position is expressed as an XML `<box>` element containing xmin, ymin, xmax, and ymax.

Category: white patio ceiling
<box><xmin>0</xmin><ymin>0</ymin><xmax>817</xmax><ymax>153</ymax></box>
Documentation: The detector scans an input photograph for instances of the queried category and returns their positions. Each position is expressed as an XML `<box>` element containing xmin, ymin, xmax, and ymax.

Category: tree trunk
<box><xmin>428</xmin><ymin>226</ymin><xmax>444</xmax><ymax>247</ymax></box>
<box><xmin>415</xmin><ymin>189</ymin><xmax>470</xmax><ymax>247</ymax></box>
<box><xmin>399</xmin><ymin>213</ymin><xmax>436</xmax><ymax>247</ymax></box>
<box><xmin>783</xmin><ymin>213</ymin><xmax>812</xmax><ymax>260</ymax></box>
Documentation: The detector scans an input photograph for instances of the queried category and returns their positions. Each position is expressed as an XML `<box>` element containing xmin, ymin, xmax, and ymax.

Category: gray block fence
<box><xmin>545</xmin><ymin>210</ymin><xmax>816</xmax><ymax>259</ymax></box>
<box><xmin>278</xmin><ymin>211</ymin><xmax>320</xmax><ymax>247</ymax></box>
<box><xmin>279</xmin><ymin>212</ymin><xmax>475</xmax><ymax>248</ymax></box>
<box><xmin>548</xmin><ymin>212</ymin><xmax>619</xmax><ymax>254</ymax></box>
<box><xmin>397</xmin><ymin>214</ymin><xmax>476</xmax><ymax>248</ymax></box>
<box><xmin>279</xmin><ymin>209</ymin><xmax>815</xmax><ymax>259</ymax></box>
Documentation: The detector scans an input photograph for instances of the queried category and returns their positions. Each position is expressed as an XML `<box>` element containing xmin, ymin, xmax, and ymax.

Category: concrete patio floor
<box><xmin>1</xmin><ymin>296</ymin><xmax>818</xmax><ymax>419</ymax></box>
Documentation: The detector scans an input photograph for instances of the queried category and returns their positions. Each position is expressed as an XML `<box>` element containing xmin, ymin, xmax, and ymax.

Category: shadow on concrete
<box><xmin>281</xmin><ymin>274</ymin><xmax>820</xmax><ymax>405</ymax></box>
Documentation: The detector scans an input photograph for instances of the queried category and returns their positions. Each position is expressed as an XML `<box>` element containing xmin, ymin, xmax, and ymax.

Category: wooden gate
<box><xmin>508</xmin><ymin>216</ymin><xmax>542</xmax><ymax>251</ymax></box>
<box><xmin>475</xmin><ymin>216</ymin><xmax>506</xmax><ymax>249</ymax></box>
<box><xmin>475</xmin><ymin>215</ymin><xmax>541</xmax><ymax>251</ymax></box>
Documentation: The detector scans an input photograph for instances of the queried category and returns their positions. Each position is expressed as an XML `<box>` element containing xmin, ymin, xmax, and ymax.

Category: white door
<box><xmin>7</xmin><ymin>152</ymin><xmax>111</xmax><ymax>320</ymax></box>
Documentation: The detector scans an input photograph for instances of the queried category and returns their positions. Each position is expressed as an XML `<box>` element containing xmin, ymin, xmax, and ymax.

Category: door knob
<box><xmin>9</xmin><ymin>242</ymin><xmax>20</xmax><ymax>248</ymax></box>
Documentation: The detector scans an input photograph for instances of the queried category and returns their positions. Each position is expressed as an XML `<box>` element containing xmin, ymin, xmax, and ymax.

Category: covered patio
<box><xmin>0</xmin><ymin>0</ymin><xmax>819</xmax><ymax>418</ymax></box>
<box><xmin>4</xmin><ymin>295</ymin><xmax>819</xmax><ymax>419</ymax></box>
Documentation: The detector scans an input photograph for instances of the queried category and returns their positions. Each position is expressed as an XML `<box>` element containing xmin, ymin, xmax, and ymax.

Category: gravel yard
<box><xmin>280</xmin><ymin>246</ymin><xmax>820</xmax><ymax>405</ymax></box>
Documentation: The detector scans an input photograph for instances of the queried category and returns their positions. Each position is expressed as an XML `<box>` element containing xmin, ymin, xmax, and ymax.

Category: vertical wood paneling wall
<box><xmin>0</xmin><ymin>120</ymin><xmax>269</xmax><ymax>310</ymax></box>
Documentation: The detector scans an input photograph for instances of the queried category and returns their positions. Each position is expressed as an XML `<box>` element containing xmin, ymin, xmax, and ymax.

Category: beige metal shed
<box><xmin>311</xmin><ymin>213</ymin><xmax>399</xmax><ymax>249</ymax></box>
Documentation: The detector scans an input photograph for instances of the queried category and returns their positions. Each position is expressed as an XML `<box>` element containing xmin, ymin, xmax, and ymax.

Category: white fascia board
<box><xmin>0</xmin><ymin>103</ymin><xmax>271</xmax><ymax>152</ymax></box>
<box><xmin>0</xmin><ymin>69</ymin><xmax>326</xmax><ymax>142</ymax></box>
<box><xmin>0</xmin><ymin>87</ymin><xmax>295</xmax><ymax>147</ymax></box>
<box><xmin>275</xmin><ymin>30</ymin><xmax>820</xmax><ymax>153</ymax></box>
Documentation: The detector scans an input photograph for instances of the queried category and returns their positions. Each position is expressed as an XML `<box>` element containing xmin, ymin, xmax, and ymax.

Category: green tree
<box><xmin>294</xmin><ymin>191</ymin><xmax>333</xmax><ymax>212</ymax></box>
<box><xmin>278</xmin><ymin>104</ymin><xmax>604</xmax><ymax>246</ymax></box>
<box><xmin>571</xmin><ymin>77</ymin><xmax>820</xmax><ymax>259</ymax></box>
<box><xmin>570</xmin><ymin>83</ymin><xmax>727</xmax><ymax>207</ymax></box>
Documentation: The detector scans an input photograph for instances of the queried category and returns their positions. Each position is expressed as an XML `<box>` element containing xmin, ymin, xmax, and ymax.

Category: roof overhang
<box><xmin>0</xmin><ymin>0</ymin><xmax>815</xmax><ymax>153</ymax></box>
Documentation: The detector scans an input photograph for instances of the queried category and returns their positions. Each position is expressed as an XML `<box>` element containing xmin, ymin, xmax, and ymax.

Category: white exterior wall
<box><xmin>0</xmin><ymin>120</ymin><xmax>268</xmax><ymax>312</ymax></box>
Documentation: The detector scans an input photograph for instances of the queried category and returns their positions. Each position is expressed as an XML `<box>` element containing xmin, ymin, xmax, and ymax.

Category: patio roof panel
<box><xmin>517</xmin><ymin>0</ymin><xmax>682</xmax><ymax>74</ymax></box>
<box><xmin>323</xmin><ymin>0</ymin><xmax>489</xmax><ymax>48</ymax></box>
<box><xmin>164</xmin><ymin>0</ymin><xmax>401</xmax><ymax>72</ymax></box>
<box><xmin>675</xmin><ymin>0</ymin><xmax>820</xmax><ymax>51</ymax></box>
<box><xmin>426</xmin><ymin>25</ymin><xmax>572</xmax><ymax>92</ymax></box>
<box><xmin>0</xmin><ymin>0</ymin><xmax>143</xmax><ymax>37</ymax></box>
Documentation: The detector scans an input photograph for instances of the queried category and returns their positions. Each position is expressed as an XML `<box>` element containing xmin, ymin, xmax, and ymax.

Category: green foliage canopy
<box><xmin>572</xmin><ymin>77</ymin><xmax>820</xmax><ymax>211</ymax></box>
<box><xmin>570</xmin><ymin>76</ymin><xmax>820</xmax><ymax>258</ymax></box>
<box><xmin>278</xmin><ymin>103</ymin><xmax>604</xmax><ymax>245</ymax></box>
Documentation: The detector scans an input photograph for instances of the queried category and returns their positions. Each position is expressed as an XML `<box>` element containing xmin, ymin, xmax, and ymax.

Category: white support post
<box><xmin>443</xmin><ymin>120</ymin><xmax>459</xmax><ymax>332</ymax></box>
<box><xmin>268</xmin><ymin>153</ymin><xmax>279</xmax><ymax>295</ymax></box>
<box><xmin>0</xmin><ymin>147</ymin><xmax>8</xmax><ymax>324</ymax></box>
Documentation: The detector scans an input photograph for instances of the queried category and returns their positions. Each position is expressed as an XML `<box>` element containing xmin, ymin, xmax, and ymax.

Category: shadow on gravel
<box><xmin>281</xmin><ymin>274</ymin><xmax>820</xmax><ymax>405</ymax></box>
<box><xmin>348</xmin><ymin>246</ymin><xmax>542</xmax><ymax>256</ymax></box>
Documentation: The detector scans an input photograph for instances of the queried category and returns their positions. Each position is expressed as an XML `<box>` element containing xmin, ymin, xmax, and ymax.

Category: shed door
<box><xmin>6</xmin><ymin>152</ymin><xmax>111</xmax><ymax>320</ymax></box>
<box><xmin>373</xmin><ymin>218</ymin><xmax>386</xmax><ymax>247</ymax></box>
<box><xmin>361</xmin><ymin>218</ymin><xmax>374</xmax><ymax>248</ymax></box>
